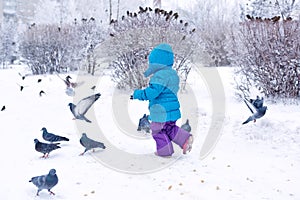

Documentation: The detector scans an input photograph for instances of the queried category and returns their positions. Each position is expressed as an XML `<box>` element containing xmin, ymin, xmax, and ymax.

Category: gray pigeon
<box><xmin>79</xmin><ymin>133</ymin><xmax>106</xmax><ymax>155</ymax></box>
<box><xmin>242</xmin><ymin>97</ymin><xmax>267</xmax><ymax>124</ymax></box>
<box><xmin>41</xmin><ymin>127</ymin><xmax>69</xmax><ymax>143</ymax></box>
<box><xmin>29</xmin><ymin>169</ymin><xmax>58</xmax><ymax>196</ymax></box>
<box><xmin>68</xmin><ymin>93</ymin><xmax>101</xmax><ymax>123</ymax></box>
<box><xmin>137</xmin><ymin>114</ymin><xmax>150</xmax><ymax>133</ymax></box>
<box><xmin>181</xmin><ymin>119</ymin><xmax>191</xmax><ymax>132</ymax></box>
<box><xmin>249</xmin><ymin>96</ymin><xmax>264</xmax><ymax>109</ymax></box>
<box><xmin>34</xmin><ymin>139</ymin><xmax>61</xmax><ymax>158</ymax></box>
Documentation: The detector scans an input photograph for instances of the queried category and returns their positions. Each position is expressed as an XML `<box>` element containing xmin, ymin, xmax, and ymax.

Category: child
<box><xmin>131</xmin><ymin>43</ymin><xmax>193</xmax><ymax>157</ymax></box>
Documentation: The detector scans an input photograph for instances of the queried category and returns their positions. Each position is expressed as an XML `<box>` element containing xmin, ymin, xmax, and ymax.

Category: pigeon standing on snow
<box><xmin>137</xmin><ymin>114</ymin><xmax>151</xmax><ymax>133</ymax></box>
<box><xmin>34</xmin><ymin>139</ymin><xmax>61</xmax><ymax>158</ymax></box>
<box><xmin>29</xmin><ymin>169</ymin><xmax>58</xmax><ymax>196</ymax></box>
<box><xmin>242</xmin><ymin>96</ymin><xmax>267</xmax><ymax>124</ymax></box>
<box><xmin>68</xmin><ymin>93</ymin><xmax>101</xmax><ymax>123</ymax></box>
<box><xmin>41</xmin><ymin>127</ymin><xmax>69</xmax><ymax>143</ymax></box>
<box><xmin>1</xmin><ymin>105</ymin><xmax>5</xmax><ymax>111</ymax></box>
<box><xmin>181</xmin><ymin>119</ymin><xmax>191</xmax><ymax>132</ymax></box>
<box><xmin>79</xmin><ymin>133</ymin><xmax>106</xmax><ymax>155</ymax></box>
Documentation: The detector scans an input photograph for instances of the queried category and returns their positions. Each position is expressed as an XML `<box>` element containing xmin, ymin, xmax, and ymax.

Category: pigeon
<box><xmin>39</xmin><ymin>90</ymin><xmax>46</xmax><ymax>96</ymax></box>
<box><xmin>242</xmin><ymin>96</ymin><xmax>267</xmax><ymax>124</ymax></box>
<box><xmin>29</xmin><ymin>169</ymin><xmax>58</xmax><ymax>196</ymax></box>
<box><xmin>18</xmin><ymin>72</ymin><xmax>26</xmax><ymax>80</ymax></box>
<box><xmin>68</xmin><ymin>93</ymin><xmax>101</xmax><ymax>123</ymax></box>
<box><xmin>1</xmin><ymin>105</ymin><xmax>5</xmax><ymax>111</ymax></box>
<box><xmin>37</xmin><ymin>78</ymin><xmax>42</xmax><ymax>83</ymax></box>
<box><xmin>249</xmin><ymin>96</ymin><xmax>264</xmax><ymax>109</ymax></box>
<box><xmin>64</xmin><ymin>75</ymin><xmax>84</xmax><ymax>88</ymax></box>
<box><xmin>41</xmin><ymin>127</ymin><xmax>69</xmax><ymax>143</ymax></box>
<box><xmin>91</xmin><ymin>85</ymin><xmax>96</xmax><ymax>90</ymax></box>
<box><xmin>34</xmin><ymin>139</ymin><xmax>61</xmax><ymax>158</ymax></box>
<box><xmin>137</xmin><ymin>114</ymin><xmax>150</xmax><ymax>133</ymax></box>
<box><xmin>181</xmin><ymin>119</ymin><xmax>191</xmax><ymax>132</ymax></box>
<box><xmin>79</xmin><ymin>133</ymin><xmax>106</xmax><ymax>155</ymax></box>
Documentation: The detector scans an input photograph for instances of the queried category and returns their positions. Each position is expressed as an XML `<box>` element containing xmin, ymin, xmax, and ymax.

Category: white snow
<box><xmin>0</xmin><ymin>65</ymin><xmax>299</xmax><ymax>200</ymax></box>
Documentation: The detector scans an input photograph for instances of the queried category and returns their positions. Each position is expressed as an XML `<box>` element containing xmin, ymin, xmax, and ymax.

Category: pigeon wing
<box><xmin>243</xmin><ymin>99</ymin><xmax>255</xmax><ymax>113</ymax></box>
<box><xmin>30</xmin><ymin>175</ymin><xmax>46</xmax><ymax>189</ymax></box>
<box><xmin>74</xmin><ymin>93</ymin><xmax>100</xmax><ymax>116</ymax></box>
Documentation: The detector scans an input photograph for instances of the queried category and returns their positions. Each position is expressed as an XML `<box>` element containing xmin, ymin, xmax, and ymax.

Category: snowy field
<box><xmin>0</xmin><ymin>65</ymin><xmax>300</xmax><ymax>200</ymax></box>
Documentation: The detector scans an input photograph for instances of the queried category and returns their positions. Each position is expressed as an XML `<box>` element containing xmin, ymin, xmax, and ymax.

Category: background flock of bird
<box><xmin>1</xmin><ymin>71</ymin><xmax>267</xmax><ymax>196</ymax></box>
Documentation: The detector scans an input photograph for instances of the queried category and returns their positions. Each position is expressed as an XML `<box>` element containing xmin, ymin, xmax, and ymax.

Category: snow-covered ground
<box><xmin>0</xmin><ymin>65</ymin><xmax>299</xmax><ymax>200</ymax></box>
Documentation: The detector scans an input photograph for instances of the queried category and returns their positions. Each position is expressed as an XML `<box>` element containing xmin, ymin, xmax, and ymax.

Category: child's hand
<box><xmin>130</xmin><ymin>95</ymin><xmax>133</xmax><ymax>100</ymax></box>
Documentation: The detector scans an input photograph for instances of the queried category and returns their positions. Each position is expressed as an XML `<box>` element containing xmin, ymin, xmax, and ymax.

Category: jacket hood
<box><xmin>144</xmin><ymin>43</ymin><xmax>174</xmax><ymax>77</ymax></box>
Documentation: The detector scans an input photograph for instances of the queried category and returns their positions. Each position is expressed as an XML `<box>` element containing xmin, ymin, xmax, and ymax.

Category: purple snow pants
<box><xmin>151</xmin><ymin>121</ymin><xmax>191</xmax><ymax>156</ymax></box>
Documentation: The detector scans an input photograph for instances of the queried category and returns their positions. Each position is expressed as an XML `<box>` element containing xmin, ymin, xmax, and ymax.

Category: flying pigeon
<box><xmin>242</xmin><ymin>96</ymin><xmax>267</xmax><ymax>124</ymax></box>
<box><xmin>34</xmin><ymin>139</ymin><xmax>61</xmax><ymax>158</ymax></box>
<box><xmin>249</xmin><ymin>96</ymin><xmax>264</xmax><ymax>109</ymax></box>
<box><xmin>68</xmin><ymin>93</ymin><xmax>101</xmax><ymax>123</ymax></box>
<box><xmin>91</xmin><ymin>85</ymin><xmax>96</xmax><ymax>90</ymax></box>
<box><xmin>181</xmin><ymin>119</ymin><xmax>191</xmax><ymax>132</ymax></box>
<box><xmin>29</xmin><ymin>169</ymin><xmax>58</xmax><ymax>196</ymax></box>
<box><xmin>1</xmin><ymin>105</ymin><xmax>5</xmax><ymax>111</ymax></box>
<box><xmin>64</xmin><ymin>75</ymin><xmax>84</xmax><ymax>88</ymax></box>
<box><xmin>18</xmin><ymin>72</ymin><xmax>26</xmax><ymax>80</ymax></box>
<box><xmin>41</xmin><ymin>127</ymin><xmax>69</xmax><ymax>143</ymax></box>
<box><xmin>79</xmin><ymin>133</ymin><xmax>106</xmax><ymax>155</ymax></box>
<box><xmin>137</xmin><ymin>114</ymin><xmax>150</xmax><ymax>133</ymax></box>
<box><xmin>39</xmin><ymin>90</ymin><xmax>46</xmax><ymax>97</ymax></box>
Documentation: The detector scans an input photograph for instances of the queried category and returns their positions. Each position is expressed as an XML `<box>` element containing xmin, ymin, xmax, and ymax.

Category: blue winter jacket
<box><xmin>133</xmin><ymin>43</ymin><xmax>181</xmax><ymax>122</ymax></box>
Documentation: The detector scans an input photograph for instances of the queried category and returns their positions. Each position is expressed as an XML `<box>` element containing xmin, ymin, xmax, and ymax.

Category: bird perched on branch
<box><xmin>29</xmin><ymin>169</ymin><xmax>58</xmax><ymax>196</ymax></box>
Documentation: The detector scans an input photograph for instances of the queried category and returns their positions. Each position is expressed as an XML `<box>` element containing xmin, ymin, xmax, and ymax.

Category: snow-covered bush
<box><xmin>19</xmin><ymin>18</ymin><xmax>104</xmax><ymax>75</ymax></box>
<box><xmin>231</xmin><ymin>17</ymin><xmax>300</xmax><ymax>98</ymax></box>
<box><xmin>98</xmin><ymin>7</ymin><xmax>198</xmax><ymax>90</ymax></box>
<box><xmin>189</xmin><ymin>0</ymin><xmax>235</xmax><ymax>67</ymax></box>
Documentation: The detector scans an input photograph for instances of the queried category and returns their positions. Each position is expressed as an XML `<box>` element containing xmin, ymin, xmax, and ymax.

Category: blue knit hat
<box><xmin>149</xmin><ymin>43</ymin><xmax>174</xmax><ymax>66</ymax></box>
<box><xmin>144</xmin><ymin>43</ymin><xmax>174</xmax><ymax>77</ymax></box>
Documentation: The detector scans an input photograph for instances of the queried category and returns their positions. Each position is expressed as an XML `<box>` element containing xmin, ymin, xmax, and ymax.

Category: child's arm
<box><xmin>133</xmin><ymin>83</ymin><xmax>165</xmax><ymax>101</ymax></box>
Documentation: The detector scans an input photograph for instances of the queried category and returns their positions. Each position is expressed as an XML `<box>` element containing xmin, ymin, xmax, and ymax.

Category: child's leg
<box><xmin>164</xmin><ymin>121</ymin><xmax>191</xmax><ymax>148</ymax></box>
<box><xmin>150</xmin><ymin>122</ymin><xmax>174</xmax><ymax>156</ymax></box>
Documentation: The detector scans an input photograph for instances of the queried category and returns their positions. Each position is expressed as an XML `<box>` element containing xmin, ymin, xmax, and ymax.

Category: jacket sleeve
<box><xmin>133</xmin><ymin>83</ymin><xmax>165</xmax><ymax>101</ymax></box>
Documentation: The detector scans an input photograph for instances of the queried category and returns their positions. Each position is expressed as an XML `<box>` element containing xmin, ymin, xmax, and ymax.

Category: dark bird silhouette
<box><xmin>181</xmin><ymin>119</ymin><xmax>191</xmax><ymax>132</ymax></box>
<box><xmin>137</xmin><ymin>114</ymin><xmax>150</xmax><ymax>133</ymax></box>
<box><xmin>64</xmin><ymin>75</ymin><xmax>83</xmax><ymax>88</ymax></box>
<box><xmin>37</xmin><ymin>78</ymin><xmax>42</xmax><ymax>83</ymax></box>
<box><xmin>1</xmin><ymin>105</ymin><xmax>5</xmax><ymax>111</ymax></box>
<box><xmin>16</xmin><ymin>84</ymin><xmax>26</xmax><ymax>91</ymax></box>
<box><xmin>242</xmin><ymin>96</ymin><xmax>267</xmax><ymax>124</ymax></box>
<box><xmin>29</xmin><ymin>169</ymin><xmax>58</xmax><ymax>196</ymax></box>
<box><xmin>68</xmin><ymin>93</ymin><xmax>101</xmax><ymax>123</ymax></box>
<box><xmin>90</xmin><ymin>85</ymin><xmax>96</xmax><ymax>90</ymax></box>
<box><xmin>18</xmin><ymin>72</ymin><xmax>26</xmax><ymax>80</ymax></box>
<box><xmin>39</xmin><ymin>90</ymin><xmax>46</xmax><ymax>97</ymax></box>
<box><xmin>79</xmin><ymin>133</ymin><xmax>106</xmax><ymax>155</ymax></box>
<box><xmin>34</xmin><ymin>139</ymin><xmax>60</xmax><ymax>158</ymax></box>
<box><xmin>41</xmin><ymin>127</ymin><xmax>69</xmax><ymax>143</ymax></box>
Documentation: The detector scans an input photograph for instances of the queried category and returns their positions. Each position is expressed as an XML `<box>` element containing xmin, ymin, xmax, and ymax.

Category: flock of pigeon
<box><xmin>25</xmin><ymin>75</ymin><xmax>106</xmax><ymax>196</ymax></box>
<box><xmin>2</xmin><ymin>71</ymin><xmax>267</xmax><ymax>197</ymax></box>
